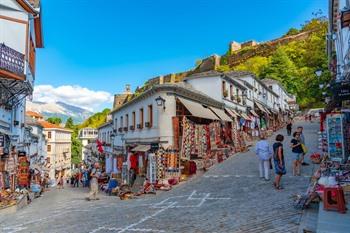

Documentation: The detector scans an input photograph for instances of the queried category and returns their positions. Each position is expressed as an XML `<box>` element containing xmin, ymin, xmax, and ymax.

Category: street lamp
<box><xmin>315</xmin><ymin>70</ymin><xmax>323</xmax><ymax>77</ymax></box>
<box><xmin>155</xmin><ymin>96</ymin><xmax>166</xmax><ymax>110</ymax></box>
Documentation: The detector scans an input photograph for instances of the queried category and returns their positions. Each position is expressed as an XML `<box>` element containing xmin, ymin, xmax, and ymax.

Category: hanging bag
<box><xmin>301</xmin><ymin>144</ymin><xmax>308</xmax><ymax>154</ymax></box>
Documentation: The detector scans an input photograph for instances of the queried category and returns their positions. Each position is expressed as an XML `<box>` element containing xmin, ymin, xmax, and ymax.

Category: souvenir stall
<box><xmin>325</xmin><ymin>112</ymin><xmax>350</xmax><ymax>163</ymax></box>
<box><xmin>239</xmin><ymin>112</ymin><xmax>253</xmax><ymax>144</ymax></box>
<box><xmin>17</xmin><ymin>152</ymin><xmax>29</xmax><ymax>189</ymax></box>
<box><xmin>249</xmin><ymin>109</ymin><xmax>260</xmax><ymax>139</ymax></box>
<box><xmin>178</xmin><ymin>116</ymin><xmax>235</xmax><ymax>176</ymax></box>
<box><xmin>226</xmin><ymin>109</ymin><xmax>246</xmax><ymax>153</ymax></box>
<box><xmin>254</xmin><ymin>102</ymin><xmax>269</xmax><ymax>132</ymax></box>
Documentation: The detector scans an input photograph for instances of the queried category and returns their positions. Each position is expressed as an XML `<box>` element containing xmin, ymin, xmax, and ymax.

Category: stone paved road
<box><xmin>0</xmin><ymin>121</ymin><xmax>319</xmax><ymax>233</ymax></box>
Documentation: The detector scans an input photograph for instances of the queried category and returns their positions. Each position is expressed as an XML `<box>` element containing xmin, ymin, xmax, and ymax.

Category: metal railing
<box><xmin>0</xmin><ymin>43</ymin><xmax>25</xmax><ymax>77</ymax></box>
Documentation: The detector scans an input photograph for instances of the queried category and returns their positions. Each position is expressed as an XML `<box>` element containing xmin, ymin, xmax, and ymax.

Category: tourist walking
<box><xmin>290</xmin><ymin>132</ymin><xmax>303</xmax><ymax>176</ymax></box>
<box><xmin>297</xmin><ymin>126</ymin><xmax>309</xmax><ymax>166</ymax></box>
<box><xmin>73</xmin><ymin>172</ymin><xmax>79</xmax><ymax>187</ymax></box>
<box><xmin>255</xmin><ymin>131</ymin><xmax>272</xmax><ymax>181</ymax></box>
<box><xmin>57</xmin><ymin>175</ymin><xmax>64</xmax><ymax>189</ymax></box>
<box><xmin>87</xmin><ymin>163</ymin><xmax>100</xmax><ymax>201</ymax></box>
<box><xmin>273</xmin><ymin>134</ymin><xmax>286</xmax><ymax>190</ymax></box>
<box><xmin>286</xmin><ymin>119</ymin><xmax>292</xmax><ymax>136</ymax></box>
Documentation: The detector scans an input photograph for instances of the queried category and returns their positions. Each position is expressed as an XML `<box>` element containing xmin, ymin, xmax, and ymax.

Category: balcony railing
<box><xmin>0</xmin><ymin>43</ymin><xmax>25</xmax><ymax>78</ymax></box>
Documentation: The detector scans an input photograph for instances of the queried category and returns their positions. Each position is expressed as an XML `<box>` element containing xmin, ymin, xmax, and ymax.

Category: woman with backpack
<box><xmin>273</xmin><ymin>134</ymin><xmax>286</xmax><ymax>190</ymax></box>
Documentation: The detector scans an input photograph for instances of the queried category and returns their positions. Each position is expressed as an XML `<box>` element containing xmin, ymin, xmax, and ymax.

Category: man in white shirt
<box><xmin>255</xmin><ymin>131</ymin><xmax>273</xmax><ymax>181</ymax></box>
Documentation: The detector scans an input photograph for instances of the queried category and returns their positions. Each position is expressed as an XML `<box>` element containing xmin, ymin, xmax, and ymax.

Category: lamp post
<box><xmin>315</xmin><ymin>70</ymin><xmax>323</xmax><ymax>78</ymax></box>
<box><xmin>155</xmin><ymin>96</ymin><xmax>166</xmax><ymax>110</ymax></box>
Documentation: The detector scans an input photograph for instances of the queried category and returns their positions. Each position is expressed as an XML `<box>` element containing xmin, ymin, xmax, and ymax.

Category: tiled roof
<box><xmin>38</xmin><ymin>121</ymin><xmax>72</xmax><ymax>132</ymax></box>
<box><xmin>261</xmin><ymin>78</ymin><xmax>280</xmax><ymax>85</ymax></box>
<box><xmin>111</xmin><ymin>82</ymin><xmax>224</xmax><ymax>114</ymax></box>
<box><xmin>224</xmin><ymin>71</ymin><xmax>255</xmax><ymax>78</ymax></box>
<box><xmin>26</xmin><ymin>111</ymin><xmax>43</xmax><ymax>118</ymax></box>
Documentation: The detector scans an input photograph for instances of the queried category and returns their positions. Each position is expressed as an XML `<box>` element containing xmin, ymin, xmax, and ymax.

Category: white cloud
<box><xmin>33</xmin><ymin>85</ymin><xmax>113</xmax><ymax>111</ymax></box>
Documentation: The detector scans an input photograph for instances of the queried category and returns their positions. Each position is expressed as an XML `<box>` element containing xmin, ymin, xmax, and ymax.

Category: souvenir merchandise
<box><xmin>326</xmin><ymin>113</ymin><xmax>350</xmax><ymax>162</ymax></box>
<box><xmin>181</xmin><ymin>117</ymin><xmax>195</xmax><ymax>160</ymax></box>
<box><xmin>0</xmin><ymin>172</ymin><xmax>4</xmax><ymax>189</ymax></box>
<box><xmin>156</xmin><ymin>150</ymin><xmax>165</xmax><ymax>180</ymax></box>
<box><xmin>147</xmin><ymin>153</ymin><xmax>157</xmax><ymax>184</ymax></box>
<box><xmin>231</xmin><ymin>121</ymin><xmax>241</xmax><ymax>152</ymax></box>
<box><xmin>209</xmin><ymin>121</ymin><xmax>222</xmax><ymax>148</ymax></box>
<box><xmin>195</xmin><ymin>125</ymin><xmax>209</xmax><ymax>158</ymax></box>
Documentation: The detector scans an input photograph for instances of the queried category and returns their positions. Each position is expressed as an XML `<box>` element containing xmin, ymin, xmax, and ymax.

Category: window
<box><xmin>114</xmin><ymin>118</ymin><xmax>118</xmax><ymax>130</ymax></box>
<box><xmin>148</xmin><ymin>105</ymin><xmax>153</xmax><ymax>127</ymax></box>
<box><xmin>236</xmin><ymin>88</ymin><xmax>239</xmax><ymax>97</ymax></box>
<box><xmin>222</xmin><ymin>81</ymin><xmax>226</xmax><ymax>97</ymax></box>
<box><xmin>47</xmin><ymin>145</ymin><xmax>51</xmax><ymax>152</ymax></box>
<box><xmin>139</xmin><ymin>108</ymin><xmax>144</xmax><ymax>128</ymax></box>
<box><xmin>230</xmin><ymin>84</ymin><xmax>233</xmax><ymax>98</ymax></box>
<box><xmin>132</xmin><ymin>111</ymin><xmax>136</xmax><ymax>129</ymax></box>
<box><xmin>120</xmin><ymin>116</ymin><xmax>123</xmax><ymax>127</ymax></box>
<box><xmin>125</xmin><ymin>114</ymin><xmax>129</xmax><ymax>128</ymax></box>
<box><xmin>48</xmin><ymin>131</ymin><xmax>51</xmax><ymax>139</ymax></box>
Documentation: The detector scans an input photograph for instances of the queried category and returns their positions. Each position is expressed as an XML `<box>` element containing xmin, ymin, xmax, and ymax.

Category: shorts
<box><xmin>293</xmin><ymin>153</ymin><xmax>303</xmax><ymax>161</ymax></box>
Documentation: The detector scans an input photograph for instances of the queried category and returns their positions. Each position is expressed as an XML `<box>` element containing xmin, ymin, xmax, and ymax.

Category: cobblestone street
<box><xmin>0</xmin><ymin>121</ymin><xmax>319</xmax><ymax>233</ymax></box>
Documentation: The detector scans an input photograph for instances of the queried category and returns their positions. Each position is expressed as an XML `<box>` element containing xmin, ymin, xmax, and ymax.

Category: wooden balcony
<box><xmin>0</xmin><ymin>44</ymin><xmax>32</xmax><ymax>108</ymax></box>
<box><xmin>0</xmin><ymin>43</ymin><xmax>25</xmax><ymax>80</ymax></box>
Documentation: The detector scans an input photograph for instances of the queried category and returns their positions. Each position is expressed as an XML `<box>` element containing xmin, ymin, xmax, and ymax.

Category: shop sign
<box><xmin>151</xmin><ymin>143</ymin><xmax>159</xmax><ymax>151</ymax></box>
<box><xmin>331</xmin><ymin>80</ymin><xmax>350</xmax><ymax>101</ymax></box>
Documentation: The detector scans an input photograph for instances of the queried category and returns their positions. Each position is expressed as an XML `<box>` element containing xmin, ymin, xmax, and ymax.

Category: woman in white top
<box><xmin>255</xmin><ymin>131</ymin><xmax>273</xmax><ymax>181</ymax></box>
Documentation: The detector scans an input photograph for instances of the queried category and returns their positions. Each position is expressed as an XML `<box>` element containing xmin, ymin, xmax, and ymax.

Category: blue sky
<box><xmin>34</xmin><ymin>0</ymin><xmax>328</xmax><ymax>111</ymax></box>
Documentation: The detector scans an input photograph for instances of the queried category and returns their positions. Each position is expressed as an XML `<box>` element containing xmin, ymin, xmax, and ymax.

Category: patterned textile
<box><xmin>180</xmin><ymin>117</ymin><xmax>194</xmax><ymax>160</ymax></box>
<box><xmin>0</xmin><ymin>172</ymin><xmax>4</xmax><ymax>190</ymax></box>
<box><xmin>156</xmin><ymin>150</ymin><xmax>165</xmax><ymax>180</ymax></box>
<box><xmin>172</xmin><ymin>117</ymin><xmax>180</xmax><ymax>150</ymax></box>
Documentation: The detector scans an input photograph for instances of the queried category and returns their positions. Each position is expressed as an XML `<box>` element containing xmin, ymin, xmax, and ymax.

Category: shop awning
<box><xmin>131</xmin><ymin>145</ymin><xmax>151</xmax><ymax>152</ymax></box>
<box><xmin>225</xmin><ymin>108</ymin><xmax>237</xmax><ymax>118</ymax></box>
<box><xmin>209</xmin><ymin>107</ymin><xmax>232</xmax><ymax>122</ymax></box>
<box><xmin>240</xmin><ymin>112</ymin><xmax>251</xmax><ymax>120</ymax></box>
<box><xmin>255</xmin><ymin>102</ymin><xmax>269</xmax><ymax>114</ymax></box>
<box><xmin>250</xmin><ymin>110</ymin><xmax>259</xmax><ymax>117</ymax></box>
<box><xmin>177</xmin><ymin>97</ymin><xmax>219</xmax><ymax>120</ymax></box>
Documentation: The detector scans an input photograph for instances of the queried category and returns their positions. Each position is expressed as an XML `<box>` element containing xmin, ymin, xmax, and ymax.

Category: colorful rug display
<box><xmin>181</xmin><ymin>117</ymin><xmax>194</xmax><ymax>160</ymax></box>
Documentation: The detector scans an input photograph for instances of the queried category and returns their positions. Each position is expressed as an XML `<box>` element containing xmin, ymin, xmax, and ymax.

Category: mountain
<box><xmin>27</xmin><ymin>101</ymin><xmax>93</xmax><ymax>123</ymax></box>
<box><xmin>78</xmin><ymin>108</ymin><xmax>111</xmax><ymax>129</ymax></box>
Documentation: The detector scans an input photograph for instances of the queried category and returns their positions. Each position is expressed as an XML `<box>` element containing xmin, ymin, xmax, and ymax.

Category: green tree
<box><xmin>64</xmin><ymin>117</ymin><xmax>82</xmax><ymax>165</ymax></box>
<box><xmin>261</xmin><ymin>48</ymin><xmax>299</xmax><ymax>94</ymax></box>
<box><xmin>47</xmin><ymin>117</ymin><xmax>62</xmax><ymax>125</ymax></box>
<box><xmin>284</xmin><ymin>28</ymin><xmax>299</xmax><ymax>36</ymax></box>
<box><xmin>234</xmin><ymin>56</ymin><xmax>269</xmax><ymax>76</ymax></box>
<box><xmin>65</xmin><ymin>117</ymin><xmax>74</xmax><ymax>129</ymax></box>
<box><xmin>79</xmin><ymin>108</ymin><xmax>110</xmax><ymax>129</ymax></box>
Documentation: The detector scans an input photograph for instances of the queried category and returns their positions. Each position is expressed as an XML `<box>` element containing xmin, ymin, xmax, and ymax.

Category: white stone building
<box><xmin>39</xmin><ymin>121</ymin><xmax>72</xmax><ymax>180</ymax></box>
<box><xmin>110</xmin><ymin>83</ymin><xmax>228</xmax><ymax>150</ymax></box>
<box><xmin>0</xmin><ymin>0</ymin><xmax>43</xmax><ymax>154</ymax></box>
<box><xmin>183</xmin><ymin>71</ymin><xmax>250</xmax><ymax>113</ymax></box>
<box><xmin>25</xmin><ymin>112</ymin><xmax>47</xmax><ymax>175</ymax></box>
<box><xmin>78</xmin><ymin>128</ymin><xmax>98</xmax><ymax>162</ymax></box>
